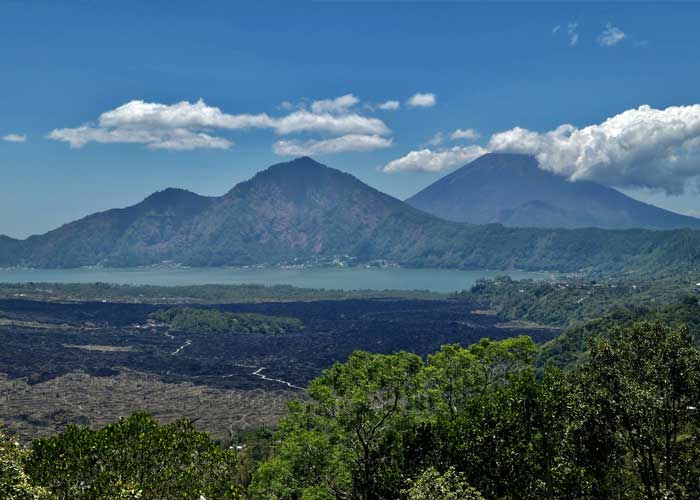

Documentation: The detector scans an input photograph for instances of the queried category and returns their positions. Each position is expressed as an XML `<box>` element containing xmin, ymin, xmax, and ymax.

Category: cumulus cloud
<box><xmin>451</xmin><ymin>128</ymin><xmax>480</xmax><ymax>140</ymax></box>
<box><xmin>384</xmin><ymin>104</ymin><xmax>700</xmax><ymax>192</ymax></box>
<box><xmin>310</xmin><ymin>94</ymin><xmax>359</xmax><ymax>114</ymax></box>
<box><xmin>377</xmin><ymin>100</ymin><xmax>400</xmax><ymax>111</ymax></box>
<box><xmin>567</xmin><ymin>22</ymin><xmax>579</xmax><ymax>46</ymax></box>
<box><xmin>48</xmin><ymin>126</ymin><xmax>232</xmax><ymax>150</ymax></box>
<box><xmin>49</xmin><ymin>97</ymin><xmax>391</xmax><ymax>151</ymax></box>
<box><xmin>383</xmin><ymin>145</ymin><xmax>487</xmax><ymax>173</ymax></box>
<box><xmin>2</xmin><ymin>133</ymin><xmax>26</xmax><ymax>143</ymax></box>
<box><xmin>488</xmin><ymin>104</ymin><xmax>700</xmax><ymax>194</ymax></box>
<box><xmin>273</xmin><ymin>134</ymin><xmax>392</xmax><ymax>156</ymax></box>
<box><xmin>407</xmin><ymin>93</ymin><xmax>436</xmax><ymax>108</ymax></box>
<box><xmin>598</xmin><ymin>24</ymin><xmax>626</xmax><ymax>47</ymax></box>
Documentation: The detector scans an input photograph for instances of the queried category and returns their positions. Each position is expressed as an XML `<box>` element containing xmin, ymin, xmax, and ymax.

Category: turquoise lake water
<box><xmin>0</xmin><ymin>267</ymin><xmax>551</xmax><ymax>293</ymax></box>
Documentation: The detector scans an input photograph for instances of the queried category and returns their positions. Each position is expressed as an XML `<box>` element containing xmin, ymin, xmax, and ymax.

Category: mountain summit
<box><xmin>406</xmin><ymin>153</ymin><xmax>700</xmax><ymax>230</ymax></box>
<box><xmin>6</xmin><ymin>157</ymin><xmax>435</xmax><ymax>267</ymax></box>
<box><xmin>4</xmin><ymin>156</ymin><xmax>700</xmax><ymax>274</ymax></box>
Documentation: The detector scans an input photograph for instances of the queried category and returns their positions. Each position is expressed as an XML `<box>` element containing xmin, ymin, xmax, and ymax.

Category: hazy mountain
<box><xmin>6</xmin><ymin>157</ymin><xmax>446</xmax><ymax>268</ymax></box>
<box><xmin>3</xmin><ymin>156</ymin><xmax>700</xmax><ymax>275</ymax></box>
<box><xmin>19</xmin><ymin>188</ymin><xmax>215</xmax><ymax>267</ymax></box>
<box><xmin>406</xmin><ymin>153</ymin><xmax>700</xmax><ymax>230</ymax></box>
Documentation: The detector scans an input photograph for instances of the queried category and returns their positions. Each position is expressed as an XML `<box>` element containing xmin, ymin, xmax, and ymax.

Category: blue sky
<box><xmin>3</xmin><ymin>1</ymin><xmax>700</xmax><ymax>238</ymax></box>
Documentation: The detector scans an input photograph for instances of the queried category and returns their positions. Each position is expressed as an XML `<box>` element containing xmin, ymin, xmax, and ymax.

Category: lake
<box><xmin>0</xmin><ymin>267</ymin><xmax>551</xmax><ymax>293</ymax></box>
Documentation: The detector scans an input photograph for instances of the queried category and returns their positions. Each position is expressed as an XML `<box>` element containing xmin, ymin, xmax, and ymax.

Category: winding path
<box><xmin>170</xmin><ymin>339</ymin><xmax>191</xmax><ymax>356</ymax></box>
<box><xmin>164</xmin><ymin>335</ymin><xmax>303</xmax><ymax>390</ymax></box>
<box><xmin>251</xmin><ymin>367</ymin><xmax>305</xmax><ymax>390</ymax></box>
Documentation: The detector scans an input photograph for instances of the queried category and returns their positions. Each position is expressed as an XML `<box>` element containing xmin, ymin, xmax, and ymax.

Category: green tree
<box><xmin>405</xmin><ymin>467</ymin><xmax>484</xmax><ymax>500</ymax></box>
<box><xmin>423</xmin><ymin>336</ymin><xmax>537</xmax><ymax>418</ymax></box>
<box><xmin>0</xmin><ymin>428</ymin><xmax>50</xmax><ymax>500</ymax></box>
<box><xmin>577</xmin><ymin>321</ymin><xmax>700</xmax><ymax>499</ymax></box>
<box><xmin>26</xmin><ymin>413</ymin><xmax>241</xmax><ymax>500</ymax></box>
<box><xmin>250</xmin><ymin>350</ymin><xmax>423</xmax><ymax>500</ymax></box>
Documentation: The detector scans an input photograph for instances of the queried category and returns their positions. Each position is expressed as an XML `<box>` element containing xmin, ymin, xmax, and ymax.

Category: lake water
<box><xmin>0</xmin><ymin>267</ymin><xmax>551</xmax><ymax>293</ymax></box>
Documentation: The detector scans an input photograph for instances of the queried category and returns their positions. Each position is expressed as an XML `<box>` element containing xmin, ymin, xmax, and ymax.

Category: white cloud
<box><xmin>273</xmin><ymin>134</ymin><xmax>392</xmax><ymax>156</ymax></box>
<box><xmin>272</xmin><ymin>110</ymin><xmax>389</xmax><ymax>135</ymax></box>
<box><xmin>598</xmin><ymin>24</ymin><xmax>626</xmax><ymax>47</ymax></box>
<box><xmin>552</xmin><ymin>25</ymin><xmax>561</xmax><ymax>34</ymax></box>
<box><xmin>98</xmin><ymin>99</ymin><xmax>271</xmax><ymax>130</ymax></box>
<box><xmin>383</xmin><ymin>145</ymin><xmax>487</xmax><ymax>173</ymax></box>
<box><xmin>407</xmin><ymin>93</ymin><xmax>437</xmax><ymax>108</ymax></box>
<box><xmin>377</xmin><ymin>100</ymin><xmax>400</xmax><ymax>111</ymax></box>
<box><xmin>567</xmin><ymin>22</ymin><xmax>579</xmax><ymax>46</ymax></box>
<box><xmin>2</xmin><ymin>133</ymin><xmax>26</xmax><ymax>143</ymax></box>
<box><xmin>488</xmin><ymin>104</ymin><xmax>700</xmax><ymax>194</ymax></box>
<box><xmin>48</xmin><ymin>126</ymin><xmax>232</xmax><ymax>150</ymax></box>
<box><xmin>310</xmin><ymin>94</ymin><xmax>359</xmax><ymax>114</ymax></box>
<box><xmin>49</xmin><ymin>97</ymin><xmax>391</xmax><ymax>151</ymax></box>
<box><xmin>450</xmin><ymin>128</ymin><xmax>480</xmax><ymax>140</ymax></box>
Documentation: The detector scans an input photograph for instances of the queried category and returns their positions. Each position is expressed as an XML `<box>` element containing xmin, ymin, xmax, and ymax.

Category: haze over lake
<box><xmin>0</xmin><ymin>267</ymin><xmax>550</xmax><ymax>293</ymax></box>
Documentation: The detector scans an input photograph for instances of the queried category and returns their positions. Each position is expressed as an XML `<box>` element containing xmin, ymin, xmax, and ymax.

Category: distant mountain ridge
<box><xmin>406</xmin><ymin>153</ymin><xmax>700</xmax><ymax>230</ymax></box>
<box><xmin>2</xmin><ymin>155</ymin><xmax>700</xmax><ymax>275</ymax></box>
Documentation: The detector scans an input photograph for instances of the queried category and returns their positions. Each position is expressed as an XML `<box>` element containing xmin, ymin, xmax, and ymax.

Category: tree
<box><xmin>0</xmin><ymin>427</ymin><xmax>50</xmax><ymax>500</ymax></box>
<box><xmin>578</xmin><ymin>321</ymin><xmax>700</xmax><ymax>499</ymax></box>
<box><xmin>250</xmin><ymin>351</ymin><xmax>423</xmax><ymax>500</ymax></box>
<box><xmin>26</xmin><ymin>413</ymin><xmax>241</xmax><ymax>500</ymax></box>
<box><xmin>423</xmin><ymin>336</ymin><xmax>537</xmax><ymax>417</ymax></box>
<box><xmin>405</xmin><ymin>467</ymin><xmax>484</xmax><ymax>500</ymax></box>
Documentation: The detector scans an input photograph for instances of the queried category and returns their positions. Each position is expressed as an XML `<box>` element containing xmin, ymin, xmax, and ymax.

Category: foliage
<box><xmin>26</xmin><ymin>413</ymin><xmax>241</xmax><ymax>500</ymax></box>
<box><xmin>404</xmin><ymin>467</ymin><xmax>484</xmax><ymax>500</ymax></box>
<box><xmin>0</xmin><ymin>428</ymin><xmax>50</xmax><ymax>500</ymax></box>
<box><xmin>250</xmin><ymin>350</ymin><xmax>424</xmax><ymax>500</ymax></box>
<box><xmin>151</xmin><ymin>307</ymin><xmax>303</xmax><ymax>334</ymax></box>
<box><xmin>252</xmin><ymin>323</ymin><xmax>700</xmax><ymax>499</ymax></box>
<box><xmin>539</xmin><ymin>294</ymin><xmax>700</xmax><ymax>370</ymax></box>
<box><xmin>576</xmin><ymin>322</ymin><xmax>700</xmax><ymax>499</ymax></box>
<box><xmin>0</xmin><ymin>282</ymin><xmax>442</xmax><ymax>305</ymax></box>
<box><xmin>463</xmin><ymin>276</ymin><xmax>692</xmax><ymax>328</ymax></box>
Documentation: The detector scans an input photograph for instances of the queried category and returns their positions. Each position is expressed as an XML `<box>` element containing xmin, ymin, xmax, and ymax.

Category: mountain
<box><xmin>3</xmin><ymin>156</ymin><xmax>700</xmax><ymax>275</ymax></box>
<box><xmin>406</xmin><ymin>153</ymin><xmax>700</xmax><ymax>230</ymax></box>
<box><xmin>6</xmin><ymin>157</ymin><xmax>449</xmax><ymax>268</ymax></box>
<box><xmin>18</xmin><ymin>188</ymin><xmax>215</xmax><ymax>267</ymax></box>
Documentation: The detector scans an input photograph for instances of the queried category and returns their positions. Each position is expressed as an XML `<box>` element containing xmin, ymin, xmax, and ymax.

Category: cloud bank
<box><xmin>489</xmin><ymin>104</ymin><xmax>700</xmax><ymax>194</ymax></box>
<box><xmin>49</xmin><ymin>97</ymin><xmax>391</xmax><ymax>152</ymax></box>
<box><xmin>385</xmin><ymin>104</ymin><xmax>700</xmax><ymax>194</ymax></box>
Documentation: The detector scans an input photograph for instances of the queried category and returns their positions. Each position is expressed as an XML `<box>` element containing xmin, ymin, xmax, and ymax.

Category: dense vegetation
<box><xmin>152</xmin><ymin>307</ymin><xmax>303</xmax><ymax>334</ymax></box>
<box><xmin>250</xmin><ymin>324</ymin><xmax>700</xmax><ymax>499</ymax></box>
<box><xmin>463</xmin><ymin>276</ymin><xmax>700</xmax><ymax>370</ymax></box>
<box><xmin>539</xmin><ymin>295</ymin><xmax>700</xmax><ymax>370</ymax></box>
<box><xmin>464</xmin><ymin>276</ymin><xmax>694</xmax><ymax>327</ymax></box>
<box><xmin>0</xmin><ymin>282</ymin><xmax>442</xmax><ymax>304</ymax></box>
<box><xmin>23</xmin><ymin>413</ymin><xmax>240</xmax><ymax>500</ymax></box>
<box><xmin>3</xmin><ymin>322</ymin><xmax>699</xmax><ymax>499</ymax></box>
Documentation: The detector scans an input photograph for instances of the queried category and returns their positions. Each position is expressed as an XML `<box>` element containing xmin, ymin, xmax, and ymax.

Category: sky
<box><xmin>3</xmin><ymin>0</ymin><xmax>700</xmax><ymax>238</ymax></box>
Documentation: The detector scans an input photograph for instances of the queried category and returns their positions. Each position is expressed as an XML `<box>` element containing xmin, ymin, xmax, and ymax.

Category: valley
<box><xmin>0</xmin><ymin>290</ymin><xmax>559</xmax><ymax>442</ymax></box>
